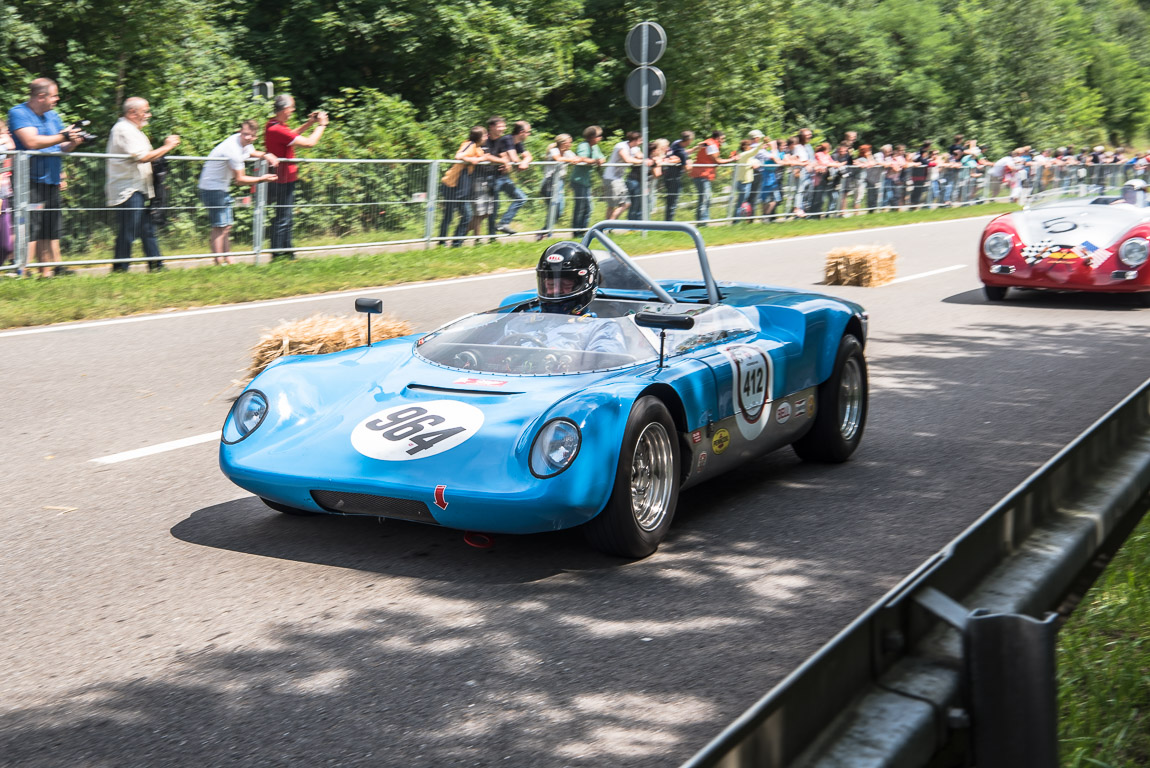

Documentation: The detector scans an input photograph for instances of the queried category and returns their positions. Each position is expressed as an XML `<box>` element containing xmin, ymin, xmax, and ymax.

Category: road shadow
<box><xmin>944</xmin><ymin>286</ymin><xmax>1150</xmax><ymax>310</ymax></box>
<box><xmin>172</xmin><ymin>496</ymin><xmax>619</xmax><ymax>584</ymax></box>
<box><xmin>5</xmin><ymin>318</ymin><xmax>1147</xmax><ymax>767</ymax></box>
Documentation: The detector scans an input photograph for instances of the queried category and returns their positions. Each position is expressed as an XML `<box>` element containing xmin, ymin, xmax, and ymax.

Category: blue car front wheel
<box><xmin>584</xmin><ymin>396</ymin><xmax>680</xmax><ymax>558</ymax></box>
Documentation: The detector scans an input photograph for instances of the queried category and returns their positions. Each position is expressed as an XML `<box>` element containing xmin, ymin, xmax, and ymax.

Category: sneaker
<box><xmin>496</xmin><ymin>225</ymin><xmax>515</xmax><ymax>235</ymax></box>
<box><xmin>54</xmin><ymin>266</ymin><xmax>75</xmax><ymax>276</ymax></box>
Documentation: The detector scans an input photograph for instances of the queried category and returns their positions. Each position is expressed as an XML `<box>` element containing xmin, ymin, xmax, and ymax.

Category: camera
<box><xmin>65</xmin><ymin>120</ymin><xmax>97</xmax><ymax>141</ymax></box>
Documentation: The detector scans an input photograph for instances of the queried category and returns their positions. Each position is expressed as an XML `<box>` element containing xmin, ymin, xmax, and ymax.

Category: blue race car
<box><xmin>220</xmin><ymin>221</ymin><xmax>869</xmax><ymax>558</ymax></box>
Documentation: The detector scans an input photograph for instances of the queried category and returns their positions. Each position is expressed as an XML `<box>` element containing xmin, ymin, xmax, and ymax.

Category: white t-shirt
<box><xmin>198</xmin><ymin>133</ymin><xmax>256</xmax><ymax>191</ymax></box>
<box><xmin>989</xmin><ymin>156</ymin><xmax>1020</xmax><ymax>179</ymax></box>
<box><xmin>603</xmin><ymin>141</ymin><xmax>633</xmax><ymax>181</ymax></box>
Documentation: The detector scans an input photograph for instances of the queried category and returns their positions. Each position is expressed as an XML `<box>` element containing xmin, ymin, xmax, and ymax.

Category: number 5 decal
<box><xmin>352</xmin><ymin>400</ymin><xmax>484</xmax><ymax>461</ymax></box>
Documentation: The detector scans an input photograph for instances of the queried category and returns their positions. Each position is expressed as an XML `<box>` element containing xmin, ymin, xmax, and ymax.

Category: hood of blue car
<box><xmin>225</xmin><ymin>337</ymin><xmax>644</xmax><ymax>496</ymax></box>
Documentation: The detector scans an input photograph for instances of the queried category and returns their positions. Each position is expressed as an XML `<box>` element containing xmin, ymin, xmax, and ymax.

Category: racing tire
<box><xmin>983</xmin><ymin>285</ymin><xmax>1009</xmax><ymax>301</ymax></box>
<box><xmin>584</xmin><ymin>396</ymin><xmax>680</xmax><ymax>559</ymax></box>
<box><xmin>261</xmin><ymin>497</ymin><xmax>320</xmax><ymax>516</ymax></box>
<box><xmin>792</xmin><ymin>334</ymin><xmax>867</xmax><ymax>463</ymax></box>
<box><xmin>1135</xmin><ymin>292</ymin><xmax>1150</xmax><ymax>308</ymax></box>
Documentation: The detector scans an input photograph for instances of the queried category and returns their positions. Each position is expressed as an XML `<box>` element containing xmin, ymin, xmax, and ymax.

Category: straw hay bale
<box><xmin>245</xmin><ymin>313</ymin><xmax>412</xmax><ymax>381</ymax></box>
<box><xmin>824</xmin><ymin>244</ymin><xmax>898</xmax><ymax>287</ymax></box>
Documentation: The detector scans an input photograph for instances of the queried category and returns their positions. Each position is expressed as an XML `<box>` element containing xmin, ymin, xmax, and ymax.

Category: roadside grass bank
<box><xmin>0</xmin><ymin>203</ymin><xmax>1012</xmax><ymax>330</ymax></box>
<box><xmin>1058</xmin><ymin>506</ymin><xmax>1150</xmax><ymax>767</ymax></box>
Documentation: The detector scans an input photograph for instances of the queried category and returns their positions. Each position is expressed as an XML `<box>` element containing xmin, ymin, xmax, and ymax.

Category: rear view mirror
<box><xmin>355</xmin><ymin>298</ymin><xmax>383</xmax><ymax>315</ymax></box>
<box><xmin>635</xmin><ymin>312</ymin><xmax>695</xmax><ymax>331</ymax></box>
<box><xmin>355</xmin><ymin>298</ymin><xmax>384</xmax><ymax>346</ymax></box>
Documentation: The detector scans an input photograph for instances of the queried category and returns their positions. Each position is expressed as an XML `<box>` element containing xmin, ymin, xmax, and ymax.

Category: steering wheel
<box><xmin>498</xmin><ymin>332</ymin><xmax>548</xmax><ymax>348</ymax></box>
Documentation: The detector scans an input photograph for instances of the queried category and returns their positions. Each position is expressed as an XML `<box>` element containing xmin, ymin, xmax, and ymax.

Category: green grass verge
<box><xmin>0</xmin><ymin>203</ymin><xmax>1014</xmax><ymax>330</ymax></box>
<box><xmin>1059</xmin><ymin>508</ymin><xmax>1150</xmax><ymax>767</ymax></box>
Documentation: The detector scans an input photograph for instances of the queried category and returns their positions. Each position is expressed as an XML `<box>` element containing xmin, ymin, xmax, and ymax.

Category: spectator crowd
<box><xmin>4</xmin><ymin>75</ymin><xmax>1150</xmax><ymax>274</ymax></box>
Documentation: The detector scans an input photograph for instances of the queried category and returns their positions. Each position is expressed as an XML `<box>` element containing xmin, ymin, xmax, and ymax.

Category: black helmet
<box><xmin>536</xmin><ymin>241</ymin><xmax>600</xmax><ymax>314</ymax></box>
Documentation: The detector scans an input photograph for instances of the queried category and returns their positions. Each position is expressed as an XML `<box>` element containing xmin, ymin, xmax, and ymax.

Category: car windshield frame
<box><xmin>415</xmin><ymin>301</ymin><xmax>758</xmax><ymax>376</ymax></box>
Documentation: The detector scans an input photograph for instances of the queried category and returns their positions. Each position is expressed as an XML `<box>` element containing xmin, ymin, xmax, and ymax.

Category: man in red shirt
<box><xmin>264</xmin><ymin>94</ymin><xmax>329</xmax><ymax>260</ymax></box>
<box><xmin>688</xmin><ymin>131</ymin><xmax>733</xmax><ymax>224</ymax></box>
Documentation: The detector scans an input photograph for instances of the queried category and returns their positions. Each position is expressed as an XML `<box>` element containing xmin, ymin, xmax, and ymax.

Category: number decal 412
<box><xmin>351</xmin><ymin>400</ymin><xmax>485</xmax><ymax>461</ymax></box>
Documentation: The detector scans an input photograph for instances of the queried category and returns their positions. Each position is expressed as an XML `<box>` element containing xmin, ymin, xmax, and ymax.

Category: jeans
<box><xmin>626</xmin><ymin>178</ymin><xmax>642</xmax><ymax>220</ymax></box>
<box><xmin>113</xmin><ymin>191</ymin><xmax>162</xmax><ymax>272</ymax></box>
<box><xmin>735</xmin><ymin>181</ymin><xmax>753</xmax><ymax>220</ymax></box>
<box><xmin>571</xmin><ymin>181</ymin><xmax>592</xmax><ymax>234</ymax></box>
<box><xmin>929</xmin><ymin>179</ymin><xmax>951</xmax><ymax>206</ymax></box>
<box><xmin>438</xmin><ymin>183</ymin><xmax>472</xmax><ymax>247</ymax></box>
<box><xmin>494</xmin><ymin>175</ymin><xmax>526</xmax><ymax>227</ymax></box>
<box><xmin>270</xmin><ymin>181</ymin><xmax>296</xmax><ymax>259</ymax></box>
<box><xmin>543</xmin><ymin>190</ymin><xmax>566</xmax><ymax>232</ymax></box>
<box><xmin>881</xmin><ymin>177</ymin><xmax>899</xmax><ymax>208</ymax></box>
<box><xmin>693</xmin><ymin>178</ymin><xmax>713</xmax><ymax>223</ymax></box>
<box><xmin>664</xmin><ymin>176</ymin><xmax>682</xmax><ymax>220</ymax></box>
<box><xmin>794</xmin><ymin>170</ymin><xmax>813</xmax><ymax>212</ymax></box>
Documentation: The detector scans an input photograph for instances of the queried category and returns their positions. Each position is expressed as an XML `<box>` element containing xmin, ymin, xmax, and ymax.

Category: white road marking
<box><xmin>889</xmin><ymin>264</ymin><xmax>967</xmax><ymax>284</ymax></box>
<box><xmin>91</xmin><ymin>431</ymin><xmax>220</xmax><ymax>464</ymax></box>
<box><xmin>0</xmin><ymin>215</ymin><xmax>995</xmax><ymax>339</ymax></box>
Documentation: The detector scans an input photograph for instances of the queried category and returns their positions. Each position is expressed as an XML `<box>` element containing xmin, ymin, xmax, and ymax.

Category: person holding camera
<box><xmin>7</xmin><ymin>78</ymin><xmax>85</xmax><ymax>277</ymax></box>
<box><xmin>264</xmin><ymin>94</ymin><xmax>329</xmax><ymax>261</ymax></box>
<box><xmin>105</xmin><ymin>97</ymin><xmax>180</xmax><ymax>273</ymax></box>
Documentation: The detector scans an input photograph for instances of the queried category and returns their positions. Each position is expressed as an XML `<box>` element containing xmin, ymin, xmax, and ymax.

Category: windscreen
<box><xmin>415</xmin><ymin>304</ymin><xmax>758</xmax><ymax>375</ymax></box>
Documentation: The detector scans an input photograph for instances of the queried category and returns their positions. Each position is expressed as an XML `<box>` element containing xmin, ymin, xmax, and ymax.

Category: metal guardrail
<box><xmin>683</xmin><ymin>376</ymin><xmax>1150</xmax><ymax>768</ymax></box>
<box><xmin>3</xmin><ymin>148</ymin><xmax>1146</xmax><ymax>274</ymax></box>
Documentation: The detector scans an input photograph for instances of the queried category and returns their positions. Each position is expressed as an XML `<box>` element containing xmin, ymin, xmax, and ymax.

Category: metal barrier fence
<box><xmin>682</xmin><ymin>376</ymin><xmax>1150</xmax><ymax>767</ymax></box>
<box><xmin>2</xmin><ymin>150</ymin><xmax>1148</xmax><ymax>273</ymax></box>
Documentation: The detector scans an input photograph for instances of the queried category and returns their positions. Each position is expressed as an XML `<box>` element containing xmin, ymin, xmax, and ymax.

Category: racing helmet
<box><xmin>1122</xmin><ymin>178</ymin><xmax>1148</xmax><ymax>205</ymax></box>
<box><xmin>536</xmin><ymin>241</ymin><xmax>600</xmax><ymax>315</ymax></box>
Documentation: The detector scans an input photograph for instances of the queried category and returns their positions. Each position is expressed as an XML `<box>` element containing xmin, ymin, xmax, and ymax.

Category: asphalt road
<box><xmin>2</xmin><ymin>217</ymin><xmax>1147</xmax><ymax>767</ymax></box>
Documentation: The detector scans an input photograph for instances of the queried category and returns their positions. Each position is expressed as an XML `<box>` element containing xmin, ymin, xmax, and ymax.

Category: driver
<box><xmin>501</xmin><ymin>241</ymin><xmax>627</xmax><ymax>354</ymax></box>
<box><xmin>1115</xmin><ymin>178</ymin><xmax>1148</xmax><ymax>207</ymax></box>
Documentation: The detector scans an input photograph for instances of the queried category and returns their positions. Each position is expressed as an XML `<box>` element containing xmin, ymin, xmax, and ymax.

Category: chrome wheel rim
<box><xmin>630</xmin><ymin>422</ymin><xmax>674</xmax><ymax>531</ymax></box>
<box><xmin>838</xmin><ymin>357</ymin><xmax>864</xmax><ymax>441</ymax></box>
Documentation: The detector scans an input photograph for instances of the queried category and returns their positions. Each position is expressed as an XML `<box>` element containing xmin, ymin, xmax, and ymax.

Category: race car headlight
<box><xmin>530</xmin><ymin>419</ymin><xmax>581</xmax><ymax>478</ymax></box>
<box><xmin>982</xmin><ymin>232</ymin><xmax>1013</xmax><ymax>261</ymax></box>
<box><xmin>1118</xmin><ymin>237</ymin><xmax>1149</xmax><ymax>268</ymax></box>
<box><xmin>223</xmin><ymin>390</ymin><xmax>268</xmax><ymax>444</ymax></box>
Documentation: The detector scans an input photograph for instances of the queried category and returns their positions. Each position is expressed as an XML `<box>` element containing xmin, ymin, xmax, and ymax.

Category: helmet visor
<box><xmin>538</xmin><ymin>265</ymin><xmax>591</xmax><ymax>300</ymax></box>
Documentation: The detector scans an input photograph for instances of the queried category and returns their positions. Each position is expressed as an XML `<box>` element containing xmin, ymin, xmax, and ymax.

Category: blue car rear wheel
<box><xmin>792</xmin><ymin>334</ymin><xmax>867</xmax><ymax>463</ymax></box>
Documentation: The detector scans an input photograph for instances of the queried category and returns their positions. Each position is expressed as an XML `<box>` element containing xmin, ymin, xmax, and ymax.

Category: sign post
<box><xmin>625</xmin><ymin>22</ymin><xmax>667</xmax><ymax>226</ymax></box>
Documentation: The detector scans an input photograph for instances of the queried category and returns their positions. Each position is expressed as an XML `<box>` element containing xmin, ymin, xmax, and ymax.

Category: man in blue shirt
<box><xmin>8</xmin><ymin>78</ymin><xmax>85</xmax><ymax>277</ymax></box>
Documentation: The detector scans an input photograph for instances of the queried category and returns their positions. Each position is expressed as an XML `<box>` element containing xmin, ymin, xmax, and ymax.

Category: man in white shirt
<box><xmin>197</xmin><ymin>120</ymin><xmax>279</xmax><ymax>264</ymax></box>
<box><xmin>602</xmin><ymin>131</ymin><xmax>643</xmax><ymax>220</ymax></box>
<box><xmin>105</xmin><ymin>97</ymin><xmax>179</xmax><ymax>272</ymax></box>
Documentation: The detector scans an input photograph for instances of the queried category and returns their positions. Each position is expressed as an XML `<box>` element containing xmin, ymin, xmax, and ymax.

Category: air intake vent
<box><xmin>310</xmin><ymin>490</ymin><xmax>439</xmax><ymax>524</ymax></box>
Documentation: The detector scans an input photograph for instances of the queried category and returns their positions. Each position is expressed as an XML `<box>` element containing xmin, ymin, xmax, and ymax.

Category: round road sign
<box><xmin>625</xmin><ymin>66</ymin><xmax>667</xmax><ymax>109</ymax></box>
<box><xmin>625</xmin><ymin>22</ymin><xmax>667</xmax><ymax>66</ymax></box>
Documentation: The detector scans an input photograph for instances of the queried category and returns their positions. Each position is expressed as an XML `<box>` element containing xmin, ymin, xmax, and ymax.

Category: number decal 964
<box><xmin>351</xmin><ymin>400</ymin><xmax>485</xmax><ymax>461</ymax></box>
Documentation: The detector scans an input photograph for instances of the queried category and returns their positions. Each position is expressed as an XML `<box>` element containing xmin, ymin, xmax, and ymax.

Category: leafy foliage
<box><xmin>2</xmin><ymin>0</ymin><xmax>1149</xmax><ymax>163</ymax></box>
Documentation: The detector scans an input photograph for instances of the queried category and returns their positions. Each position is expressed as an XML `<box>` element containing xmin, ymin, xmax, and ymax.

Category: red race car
<box><xmin>979</xmin><ymin>179</ymin><xmax>1150</xmax><ymax>306</ymax></box>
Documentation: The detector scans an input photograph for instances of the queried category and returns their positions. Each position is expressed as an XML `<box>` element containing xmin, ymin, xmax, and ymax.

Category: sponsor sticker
<box><xmin>776</xmin><ymin>401</ymin><xmax>792</xmax><ymax>424</ymax></box>
<box><xmin>697</xmin><ymin>452</ymin><xmax>708</xmax><ymax>471</ymax></box>
<box><xmin>711</xmin><ymin>428</ymin><xmax>731</xmax><ymax>455</ymax></box>
<box><xmin>691</xmin><ymin>430</ymin><xmax>703</xmax><ymax>444</ymax></box>
<box><xmin>721</xmin><ymin>344</ymin><xmax>774</xmax><ymax>441</ymax></box>
<box><xmin>795</xmin><ymin>397</ymin><xmax>808</xmax><ymax>417</ymax></box>
<box><xmin>453</xmin><ymin>377</ymin><xmax>508</xmax><ymax>388</ymax></box>
<box><xmin>546</xmin><ymin>254</ymin><xmax>564</xmax><ymax>263</ymax></box>
<box><xmin>351</xmin><ymin>399</ymin><xmax>483</xmax><ymax>461</ymax></box>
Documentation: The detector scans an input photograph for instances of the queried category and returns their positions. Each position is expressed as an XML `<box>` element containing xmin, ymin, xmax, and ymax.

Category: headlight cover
<box><xmin>223</xmin><ymin>390</ymin><xmax>268</xmax><ymax>444</ymax></box>
<box><xmin>1118</xmin><ymin>237</ymin><xmax>1149</xmax><ymax>268</ymax></box>
<box><xmin>983</xmin><ymin>232</ymin><xmax>1014</xmax><ymax>261</ymax></box>
<box><xmin>530</xmin><ymin>419</ymin><xmax>581</xmax><ymax>478</ymax></box>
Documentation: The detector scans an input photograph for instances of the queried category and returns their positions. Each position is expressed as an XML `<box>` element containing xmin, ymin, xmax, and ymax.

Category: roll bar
<box><xmin>581</xmin><ymin>221</ymin><xmax>721</xmax><ymax>305</ymax></box>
